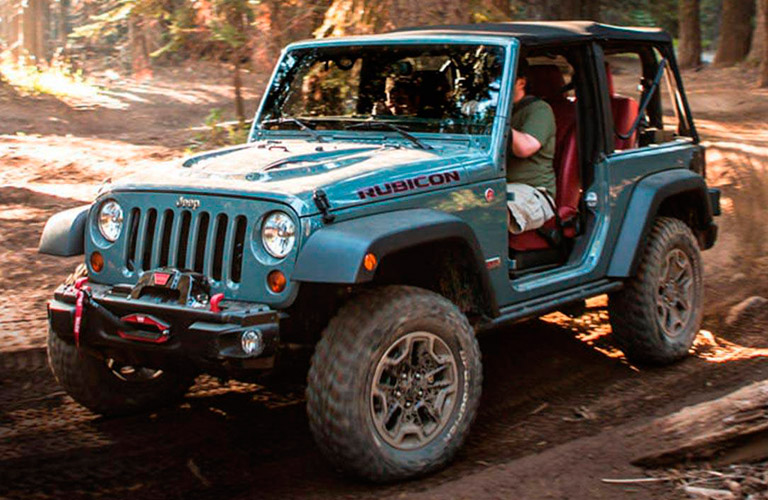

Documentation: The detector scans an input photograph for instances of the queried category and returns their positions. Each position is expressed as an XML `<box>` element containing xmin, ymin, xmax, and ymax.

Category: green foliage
<box><xmin>191</xmin><ymin>108</ymin><xmax>251</xmax><ymax>151</ymax></box>
<box><xmin>150</xmin><ymin>4</ymin><xmax>201</xmax><ymax>58</ymax></box>
<box><xmin>209</xmin><ymin>0</ymin><xmax>256</xmax><ymax>49</ymax></box>
<box><xmin>70</xmin><ymin>0</ymin><xmax>133</xmax><ymax>40</ymax></box>
<box><xmin>70</xmin><ymin>0</ymin><xmax>212</xmax><ymax>61</ymax></box>
<box><xmin>601</xmin><ymin>0</ymin><xmax>679</xmax><ymax>36</ymax></box>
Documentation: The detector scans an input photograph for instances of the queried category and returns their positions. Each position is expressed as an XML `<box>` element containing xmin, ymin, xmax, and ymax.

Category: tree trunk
<box><xmin>714</xmin><ymin>0</ymin><xmax>756</xmax><ymax>66</ymax></box>
<box><xmin>129</xmin><ymin>14</ymin><xmax>152</xmax><ymax>79</ymax></box>
<box><xmin>11</xmin><ymin>0</ymin><xmax>21</xmax><ymax>61</ymax></box>
<box><xmin>582</xmin><ymin>0</ymin><xmax>601</xmax><ymax>21</ymax></box>
<box><xmin>233</xmin><ymin>57</ymin><xmax>245</xmax><ymax>124</ymax></box>
<box><xmin>749</xmin><ymin>0</ymin><xmax>766</xmax><ymax>61</ymax></box>
<box><xmin>34</xmin><ymin>0</ymin><xmax>48</xmax><ymax>62</ymax></box>
<box><xmin>678</xmin><ymin>0</ymin><xmax>702</xmax><ymax>68</ymax></box>
<box><xmin>761</xmin><ymin>0</ymin><xmax>768</xmax><ymax>86</ymax></box>
<box><xmin>58</xmin><ymin>0</ymin><xmax>71</xmax><ymax>48</ymax></box>
<box><xmin>491</xmin><ymin>0</ymin><xmax>512</xmax><ymax>18</ymax></box>
<box><xmin>18</xmin><ymin>0</ymin><xmax>48</xmax><ymax>64</ymax></box>
<box><xmin>21</xmin><ymin>0</ymin><xmax>33</xmax><ymax>61</ymax></box>
<box><xmin>634</xmin><ymin>380</ymin><xmax>768</xmax><ymax>467</ymax></box>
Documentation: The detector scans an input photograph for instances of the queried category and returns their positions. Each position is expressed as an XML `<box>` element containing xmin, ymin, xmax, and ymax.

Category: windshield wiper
<box><xmin>261</xmin><ymin>117</ymin><xmax>326</xmax><ymax>142</ymax></box>
<box><xmin>345</xmin><ymin>121</ymin><xmax>433</xmax><ymax>150</ymax></box>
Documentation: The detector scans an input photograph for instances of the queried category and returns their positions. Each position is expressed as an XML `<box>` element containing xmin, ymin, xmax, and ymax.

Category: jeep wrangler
<box><xmin>40</xmin><ymin>21</ymin><xmax>720</xmax><ymax>481</ymax></box>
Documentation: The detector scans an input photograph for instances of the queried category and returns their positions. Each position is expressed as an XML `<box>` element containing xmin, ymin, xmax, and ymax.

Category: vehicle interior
<box><xmin>601</xmin><ymin>42</ymin><xmax>695</xmax><ymax>148</ymax></box>
<box><xmin>506</xmin><ymin>41</ymin><xmax>691</xmax><ymax>278</ymax></box>
<box><xmin>261</xmin><ymin>44</ymin><xmax>505</xmax><ymax>137</ymax></box>
<box><xmin>506</xmin><ymin>46</ymin><xmax>595</xmax><ymax>276</ymax></box>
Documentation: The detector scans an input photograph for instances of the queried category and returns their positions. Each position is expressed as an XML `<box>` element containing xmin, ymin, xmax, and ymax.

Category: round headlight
<box><xmin>98</xmin><ymin>200</ymin><xmax>124</xmax><ymax>242</ymax></box>
<box><xmin>262</xmin><ymin>211</ymin><xmax>296</xmax><ymax>259</ymax></box>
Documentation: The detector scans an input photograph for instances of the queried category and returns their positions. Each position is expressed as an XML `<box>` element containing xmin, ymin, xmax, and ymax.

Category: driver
<box><xmin>374</xmin><ymin>76</ymin><xmax>420</xmax><ymax>116</ymax></box>
<box><xmin>506</xmin><ymin>59</ymin><xmax>557</xmax><ymax>234</ymax></box>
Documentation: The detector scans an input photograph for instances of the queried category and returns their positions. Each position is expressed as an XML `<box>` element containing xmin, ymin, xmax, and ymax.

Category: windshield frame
<box><xmin>249</xmin><ymin>35</ymin><xmax>518</xmax><ymax>156</ymax></box>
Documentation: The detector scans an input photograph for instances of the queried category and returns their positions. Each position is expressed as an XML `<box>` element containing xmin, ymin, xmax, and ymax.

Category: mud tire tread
<box><xmin>306</xmin><ymin>285</ymin><xmax>482</xmax><ymax>482</ymax></box>
<box><xmin>608</xmin><ymin>217</ymin><xmax>703</xmax><ymax>365</ymax></box>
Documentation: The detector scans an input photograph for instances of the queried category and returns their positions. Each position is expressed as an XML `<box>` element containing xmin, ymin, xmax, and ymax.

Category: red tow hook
<box><xmin>73</xmin><ymin>277</ymin><xmax>91</xmax><ymax>349</ymax></box>
<box><xmin>209</xmin><ymin>293</ymin><xmax>225</xmax><ymax>313</ymax></box>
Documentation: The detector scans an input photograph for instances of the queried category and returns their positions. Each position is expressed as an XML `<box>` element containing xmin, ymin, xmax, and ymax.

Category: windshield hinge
<box><xmin>313</xmin><ymin>189</ymin><xmax>335</xmax><ymax>224</ymax></box>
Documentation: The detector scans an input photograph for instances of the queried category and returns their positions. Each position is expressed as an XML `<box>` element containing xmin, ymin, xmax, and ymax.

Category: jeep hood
<box><xmin>110</xmin><ymin>140</ymin><xmax>485</xmax><ymax>217</ymax></box>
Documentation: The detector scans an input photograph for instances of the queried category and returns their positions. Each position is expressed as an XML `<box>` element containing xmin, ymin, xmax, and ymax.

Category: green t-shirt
<box><xmin>506</xmin><ymin>97</ymin><xmax>557</xmax><ymax>197</ymax></box>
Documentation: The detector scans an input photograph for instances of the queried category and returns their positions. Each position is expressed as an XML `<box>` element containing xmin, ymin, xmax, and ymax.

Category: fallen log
<box><xmin>633</xmin><ymin>381</ymin><xmax>768</xmax><ymax>467</ymax></box>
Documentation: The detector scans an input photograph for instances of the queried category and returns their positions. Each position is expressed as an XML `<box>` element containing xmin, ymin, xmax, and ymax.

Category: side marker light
<box><xmin>363</xmin><ymin>253</ymin><xmax>377</xmax><ymax>272</ymax></box>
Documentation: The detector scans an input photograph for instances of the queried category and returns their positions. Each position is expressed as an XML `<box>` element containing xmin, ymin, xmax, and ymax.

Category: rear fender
<box><xmin>607</xmin><ymin>169</ymin><xmax>715</xmax><ymax>277</ymax></box>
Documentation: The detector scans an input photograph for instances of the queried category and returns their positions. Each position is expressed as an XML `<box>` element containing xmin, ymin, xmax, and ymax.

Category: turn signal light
<box><xmin>267</xmin><ymin>270</ymin><xmax>287</xmax><ymax>293</ymax></box>
<box><xmin>90</xmin><ymin>252</ymin><xmax>104</xmax><ymax>273</ymax></box>
<box><xmin>363</xmin><ymin>252</ymin><xmax>377</xmax><ymax>272</ymax></box>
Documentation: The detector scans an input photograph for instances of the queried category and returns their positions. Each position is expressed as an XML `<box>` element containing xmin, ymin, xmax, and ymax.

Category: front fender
<box><xmin>38</xmin><ymin>205</ymin><xmax>90</xmax><ymax>256</ymax></box>
<box><xmin>293</xmin><ymin>208</ymin><xmax>492</xmax><ymax>287</ymax></box>
<box><xmin>607</xmin><ymin>169</ymin><xmax>714</xmax><ymax>277</ymax></box>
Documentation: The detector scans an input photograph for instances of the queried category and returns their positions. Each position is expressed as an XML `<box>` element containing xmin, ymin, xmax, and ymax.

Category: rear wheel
<box><xmin>609</xmin><ymin>217</ymin><xmax>703</xmax><ymax>365</ymax></box>
<box><xmin>307</xmin><ymin>286</ymin><xmax>482</xmax><ymax>482</ymax></box>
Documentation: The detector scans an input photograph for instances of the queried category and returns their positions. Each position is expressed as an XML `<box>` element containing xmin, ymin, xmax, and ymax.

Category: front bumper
<box><xmin>48</xmin><ymin>281</ymin><xmax>280</xmax><ymax>375</ymax></box>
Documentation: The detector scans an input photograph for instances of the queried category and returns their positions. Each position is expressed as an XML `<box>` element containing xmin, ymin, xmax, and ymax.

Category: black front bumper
<box><xmin>48</xmin><ymin>282</ymin><xmax>280</xmax><ymax>374</ymax></box>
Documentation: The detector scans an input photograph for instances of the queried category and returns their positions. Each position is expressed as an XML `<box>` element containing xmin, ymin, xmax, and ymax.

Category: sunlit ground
<box><xmin>0</xmin><ymin>57</ymin><xmax>126</xmax><ymax>109</ymax></box>
<box><xmin>541</xmin><ymin>295</ymin><xmax>768</xmax><ymax>366</ymax></box>
<box><xmin>1</xmin><ymin>57</ymin><xmax>238</xmax><ymax>112</ymax></box>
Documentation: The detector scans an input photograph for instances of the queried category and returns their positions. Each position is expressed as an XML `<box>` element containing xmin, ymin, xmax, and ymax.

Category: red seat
<box><xmin>508</xmin><ymin>65</ymin><xmax>580</xmax><ymax>252</ymax></box>
<box><xmin>605</xmin><ymin>63</ymin><xmax>640</xmax><ymax>151</ymax></box>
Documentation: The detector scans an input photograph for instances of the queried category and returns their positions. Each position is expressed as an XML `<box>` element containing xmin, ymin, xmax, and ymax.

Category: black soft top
<box><xmin>393</xmin><ymin>21</ymin><xmax>671</xmax><ymax>45</ymax></box>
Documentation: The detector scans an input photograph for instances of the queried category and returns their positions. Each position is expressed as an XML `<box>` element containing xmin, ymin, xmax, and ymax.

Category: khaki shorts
<box><xmin>506</xmin><ymin>183</ymin><xmax>556</xmax><ymax>234</ymax></box>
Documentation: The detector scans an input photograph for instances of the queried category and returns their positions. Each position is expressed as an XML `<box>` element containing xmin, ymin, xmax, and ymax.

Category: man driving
<box><xmin>506</xmin><ymin>59</ymin><xmax>557</xmax><ymax>234</ymax></box>
<box><xmin>372</xmin><ymin>76</ymin><xmax>420</xmax><ymax>116</ymax></box>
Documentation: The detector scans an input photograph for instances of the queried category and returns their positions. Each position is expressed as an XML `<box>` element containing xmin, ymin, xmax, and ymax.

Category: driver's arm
<box><xmin>511</xmin><ymin>130</ymin><xmax>542</xmax><ymax>158</ymax></box>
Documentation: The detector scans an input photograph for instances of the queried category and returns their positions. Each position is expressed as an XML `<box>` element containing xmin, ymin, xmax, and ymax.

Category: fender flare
<box><xmin>607</xmin><ymin>169</ymin><xmax>714</xmax><ymax>277</ymax></box>
<box><xmin>293</xmin><ymin>208</ymin><xmax>497</xmax><ymax>311</ymax></box>
<box><xmin>38</xmin><ymin>205</ymin><xmax>90</xmax><ymax>256</ymax></box>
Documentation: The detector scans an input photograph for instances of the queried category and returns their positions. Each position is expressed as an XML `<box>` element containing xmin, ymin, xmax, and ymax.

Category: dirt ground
<box><xmin>1</xmin><ymin>60</ymin><xmax>767</xmax><ymax>499</ymax></box>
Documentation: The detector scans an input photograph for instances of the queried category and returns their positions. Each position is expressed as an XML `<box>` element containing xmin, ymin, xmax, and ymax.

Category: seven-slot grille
<box><xmin>124</xmin><ymin>207</ymin><xmax>248</xmax><ymax>284</ymax></box>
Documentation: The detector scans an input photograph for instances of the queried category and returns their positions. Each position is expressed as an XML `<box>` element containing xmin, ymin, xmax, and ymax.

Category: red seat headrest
<box><xmin>526</xmin><ymin>65</ymin><xmax>566</xmax><ymax>101</ymax></box>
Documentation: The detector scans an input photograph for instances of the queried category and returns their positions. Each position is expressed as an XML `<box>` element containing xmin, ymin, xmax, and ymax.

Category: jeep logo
<box><xmin>175</xmin><ymin>196</ymin><xmax>200</xmax><ymax>210</ymax></box>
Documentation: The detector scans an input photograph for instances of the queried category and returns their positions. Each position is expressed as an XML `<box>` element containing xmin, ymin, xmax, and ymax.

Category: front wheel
<box><xmin>306</xmin><ymin>286</ymin><xmax>482</xmax><ymax>482</ymax></box>
<box><xmin>48</xmin><ymin>331</ymin><xmax>195</xmax><ymax>416</ymax></box>
<box><xmin>609</xmin><ymin>217</ymin><xmax>704</xmax><ymax>365</ymax></box>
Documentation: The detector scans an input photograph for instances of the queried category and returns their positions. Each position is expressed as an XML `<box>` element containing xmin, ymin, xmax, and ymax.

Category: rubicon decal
<box><xmin>356</xmin><ymin>171</ymin><xmax>461</xmax><ymax>200</ymax></box>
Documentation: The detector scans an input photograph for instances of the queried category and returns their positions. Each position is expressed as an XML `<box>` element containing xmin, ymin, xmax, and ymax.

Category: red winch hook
<box><xmin>73</xmin><ymin>277</ymin><xmax>91</xmax><ymax>349</ymax></box>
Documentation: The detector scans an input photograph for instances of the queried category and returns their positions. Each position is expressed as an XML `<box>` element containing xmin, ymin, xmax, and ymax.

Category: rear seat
<box><xmin>508</xmin><ymin>64</ymin><xmax>580</xmax><ymax>252</ymax></box>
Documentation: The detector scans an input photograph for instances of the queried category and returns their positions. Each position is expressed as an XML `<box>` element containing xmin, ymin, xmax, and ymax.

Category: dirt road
<box><xmin>1</xmin><ymin>62</ymin><xmax>767</xmax><ymax>499</ymax></box>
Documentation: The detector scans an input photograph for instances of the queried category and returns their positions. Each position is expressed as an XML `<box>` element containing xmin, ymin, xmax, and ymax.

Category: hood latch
<box><xmin>313</xmin><ymin>189</ymin><xmax>335</xmax><ymax>224</ymax></box>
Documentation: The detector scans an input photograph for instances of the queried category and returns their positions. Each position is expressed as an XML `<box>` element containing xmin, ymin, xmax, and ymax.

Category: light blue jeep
<box><xmin>40</xmin><ymin>22</ymin><xmax>719</xmax><ymax>481</ymax></box>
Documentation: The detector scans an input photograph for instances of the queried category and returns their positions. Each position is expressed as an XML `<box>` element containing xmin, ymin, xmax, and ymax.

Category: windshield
<box><xmin>257</xmin><ymin>43</ymin><xmax>506</xmax><ymax>139</ymax></box>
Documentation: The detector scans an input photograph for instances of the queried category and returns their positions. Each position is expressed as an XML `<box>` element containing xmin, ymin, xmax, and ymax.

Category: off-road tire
<box><xmin>48</xmin><ymin>332</ymin><xmax>195</xmax><ymax>416</ymax></box>
<box><xmin>306</xmin><ymin>286</ymin><xmax>482</xmax><ymax>482</ymax></box>
<box><xmin>608</xmin><ymin>217</ymin><xmax>703</xmax><ymax>365</ymax></box>
<box><xmin>47</xmin><ymin>265</ymin><xmax>194</xmax><ymax>416</ymax></box>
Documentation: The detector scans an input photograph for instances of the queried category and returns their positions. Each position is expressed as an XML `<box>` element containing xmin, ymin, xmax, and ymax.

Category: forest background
<box><xmin>1</xmin><ymin>0</ymin><xmax>766</xmax><ymax>127</ymax></box>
